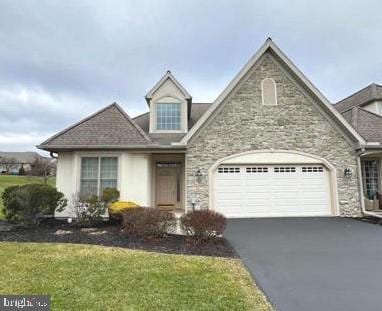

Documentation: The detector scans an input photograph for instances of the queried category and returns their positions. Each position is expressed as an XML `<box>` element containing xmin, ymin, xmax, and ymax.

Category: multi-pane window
<box><xmin>274</xmin><ymin>167</ymin><xmax>296</xmax><ymax>173</ymax></box>
<box><xmin>362</xmin><ymin>160</ymin><xmax>379</xmax><ymax>200</ymax></box>
<box><xmin>156</xmin><ymin>103</ymin><xmax>181</xmax><ymax>130</ymax></box>
<box><xmin>217</xmin><ymin>167</ymin><xmax>241</xmax><ymax>173</ymax></box>
<box><xmin>80</xmin><ymin>157</ymin><xmax>118</xmax><ymax>198</ymax></box>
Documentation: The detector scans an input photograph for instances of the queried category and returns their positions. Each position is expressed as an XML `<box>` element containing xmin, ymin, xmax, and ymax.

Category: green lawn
<box><xmin>0</xmin><ymin>243</ymin><xmax>272</xmax><ymax>311</ymax></box>
<box><xmin>0</xmin><ymin>175</ymin><xmax>56</xmax><ymax>219</ymax></box>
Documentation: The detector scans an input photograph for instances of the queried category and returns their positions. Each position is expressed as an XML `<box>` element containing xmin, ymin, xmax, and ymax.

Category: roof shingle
<box><xmin>342</xmin><ymin>107</ymin><xmax>382</xmax><ymax>143</ymax></box>
<box><xmin>132</xmin><ymin>103</ymin><xmax>212</xmax><ymax>142</ymax></box>
<box><xmin>38</xmin><ymin>103</ymin><xmax>151</xmax><ymax>150</ymax></box>
<box><xmin>335</xmin><ymin>83</ymin><xmax>382</xmax><ymax>113</ymax></box>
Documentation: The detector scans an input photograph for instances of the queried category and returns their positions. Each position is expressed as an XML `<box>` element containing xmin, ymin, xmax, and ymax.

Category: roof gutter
<box><xmin>36</xmin><ymin>144</ymin><xmax>187</xmax><ymax>152</ymax></box>
<box><xmin>354</xmin><ymin>142</ymin><xmax>382</xmax><ymax>150</ymax></box>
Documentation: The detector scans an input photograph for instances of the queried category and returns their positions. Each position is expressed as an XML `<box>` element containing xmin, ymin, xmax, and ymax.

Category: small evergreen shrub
<box><xmin>109</xmin><ymin>201</ymin><xmax>139</xmax><ymax>215</ymax></box>
<box><xmin>122</xmin><ymin>208</ymin><xmax>175</xmax><ymax>238</ymax></box>
<box><xmin>2</xmin><ymin>184</ymin><xmax>66</xmax><ymax>226</ymax></box>
<box><xmin>101</xmin><ymin>187</ymin><xmax>120</xmax><ymax>204</ymax></box>
<box><xmin>181</xmin><ymin>210</ymin><xmax>226</xmax><ymax>241</ymax></box>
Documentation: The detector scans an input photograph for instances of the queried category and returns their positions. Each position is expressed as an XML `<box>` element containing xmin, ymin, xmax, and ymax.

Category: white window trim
<box><xmin>150</xmin><ymin>99</ymin><xmax>187</xmax><ymax>134</ymax></box>
<box><xmin>156</xmin><ymin>102</ymin><xmax>182</xmax><ymax>131</ymax></box>
<box><xmin>76</xmin><ymin>152</ymin><xmax>122</xmax><ymax>197</ymax></box>
<box><xmin>261</xmin><ymin>77</ymin><xmax>278</xmax><ymax>106</ymax></box>
<box><xmin>362</xmin><ymin>159</ymin><xmax>379</xmax><ymax>199</ymax></box>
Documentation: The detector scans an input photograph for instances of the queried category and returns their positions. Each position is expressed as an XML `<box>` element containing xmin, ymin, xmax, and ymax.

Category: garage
<box><xmin>214</xmin><ymin>164</ymin><xmax>332</xmax><ymax>217</ymax></box>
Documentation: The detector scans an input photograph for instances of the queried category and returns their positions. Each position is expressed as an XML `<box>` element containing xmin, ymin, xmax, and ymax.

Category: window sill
<box><xmin>150</xmin><ymin>130</ymin><xmax>187</xmax><ymax>134</ymax></box>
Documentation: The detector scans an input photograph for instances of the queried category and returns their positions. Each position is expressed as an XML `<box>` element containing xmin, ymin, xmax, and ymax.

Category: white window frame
<box><xmin>156</xmin><ymin>102</ymin><xmax>182</xmax><ymax>131</ymax></box>
<box><xmin>77</xmin><ymin>152</ymin><xmax>121</xmax><ymax>197</ymax></box>
<box><xmin>362</xmin><ymin>159</ymin><xmax>379</xmax><ymax>200</ymax></box>
<box><xmin>261</xmin><ymin>78</ymin><xmax>278</xmax><ymax>106</ymax></box>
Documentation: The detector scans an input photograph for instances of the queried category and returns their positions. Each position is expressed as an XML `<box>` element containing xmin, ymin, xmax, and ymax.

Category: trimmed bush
<box><xmin>122</xmin><ymin>207</ymin><xmax>175</xmax><ymax>238</ymax></box>
<box><xmin>101</xmin><ymin>187</ymin><xmax>120</xmax><ymax>204</ymax></box>
<box><xmin>109</xmin><ymin>201</ymin><xmax>139</xmax><ymax>216</ymax></box>
<box><xmin>181</xmin><ymin>210</ymin><xmax>226</xmax><ymax>241</ymax></box>
<box><xmin>2</xmin><ymin>184</ymin><xmax>67</xmax><ymax>226</ymax></box>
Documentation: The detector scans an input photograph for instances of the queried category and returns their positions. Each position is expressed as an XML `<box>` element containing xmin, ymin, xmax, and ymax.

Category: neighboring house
<box><xmin>334</xmin><ymin>84</ymin><xmax>382</xmax><ymax>213</ymax></box>
<box><xmin>38</xmin><ymin>38</ymin><xmax>380</xmax><ymax>218</ymax></box>
<box><xmin>0</xmin><ymin>151</ymin><xmax>46</xmax><ymax>174</ymax></box>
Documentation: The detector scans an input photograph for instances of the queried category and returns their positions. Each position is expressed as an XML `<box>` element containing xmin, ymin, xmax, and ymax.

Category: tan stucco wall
<box><xmin>55</xmin><ymin>151</ymin><xmax>152</xmax><ymax>218</ymax></box>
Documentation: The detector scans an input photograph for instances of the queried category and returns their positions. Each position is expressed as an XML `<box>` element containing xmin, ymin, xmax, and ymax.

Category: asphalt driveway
<box><xmin>226</xmin><ymin>218</ymin><xmax>382</xmax><ymax>311</ymax></box>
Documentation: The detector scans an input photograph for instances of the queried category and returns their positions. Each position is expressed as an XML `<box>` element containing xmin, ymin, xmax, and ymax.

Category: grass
<box><xmin>0</xmin><ymin>242</ymin><xmax>272</xmax><ymax>311</ymax></box>
<box><xmin>0</xmin><ymin>175</ymin><xmax>56</xmax><ymax>219</ymax></box>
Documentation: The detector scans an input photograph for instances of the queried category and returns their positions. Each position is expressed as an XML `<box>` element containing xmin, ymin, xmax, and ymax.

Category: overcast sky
<box><xmin>0</xmin><ymin>0</ymin><xmax>381</xmax><ymax>154</ymax></box>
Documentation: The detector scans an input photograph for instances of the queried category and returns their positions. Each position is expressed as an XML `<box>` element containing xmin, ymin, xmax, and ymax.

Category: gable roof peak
<box><xmin>37</xmin><ymin>102</ymin><xmax>151</xmax><ymax>151</ymax></box>
<box><xmin>145</xmin><ymin>70</ymin><xmax>191</xmax><ymax>104</ymax></box>
<box><xmin>177</xmin><ymin>39</ymin><xmax>365</xmax><ymax>145</ymax></box>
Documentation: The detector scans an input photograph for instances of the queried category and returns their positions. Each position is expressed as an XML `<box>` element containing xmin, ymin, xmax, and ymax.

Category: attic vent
<box><xmin>262</xmin><ymin>78</ymin><xmax>277</xmax><ymax>106</ymax></box>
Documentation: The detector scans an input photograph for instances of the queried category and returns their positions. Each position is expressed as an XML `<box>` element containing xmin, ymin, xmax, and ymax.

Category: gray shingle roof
<box><xmin>335</xmin><ymin>83</ymin><xmax>382</xmax><ymax>113</ymax></box>
<box><xmin>342</xmin><ymin>107</ymin><xmax>382</xmax><ymax>143</ymax></box>
<box><xmin>38</xmin><ymin>103</ymin><xmax>151</xmax><ymax>151</ymax></box>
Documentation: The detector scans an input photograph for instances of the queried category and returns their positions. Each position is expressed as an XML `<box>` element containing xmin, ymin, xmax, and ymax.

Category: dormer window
<box><xmin>157</xmin><ymin>102</ymin><xmax>181</xmax><ymax>130</ymax></box>
<box><xmin>146</xmin><ymin>71</ymin><xmax>192</xmax><ymax>134</ymax></box>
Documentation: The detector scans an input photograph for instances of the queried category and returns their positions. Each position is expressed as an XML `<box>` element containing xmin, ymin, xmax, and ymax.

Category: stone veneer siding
<box><xmin>186</xmin><ymin>53</ymin><xmax>362</xmax><ymax>217</ymax></box>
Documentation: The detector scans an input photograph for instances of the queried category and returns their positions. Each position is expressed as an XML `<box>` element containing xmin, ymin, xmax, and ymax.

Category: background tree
<box><xmin>30</xmin><ymin>155</ymin><xmax>54</xmax><ymax>183</ymax></box>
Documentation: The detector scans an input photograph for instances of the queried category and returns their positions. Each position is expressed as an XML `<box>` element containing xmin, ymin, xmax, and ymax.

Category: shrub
<box><xmin>101</xmin><ymin>187</ymin><xmax>120</xmax><ymax>204</ymax></box>
<box><xmin>2</xmin><ymin>184</ymin><xmax>67</xmax><ymax>226</ymax></box>
<box><xmin>122</xmin><ymin>207</ymin><xmax>175</xmax><ymax>238</ymax></box>
<box><xmin>72</xmin><ymin>195</ymin><xmax>106</xmax><ymax>227</ymax></box>
<box><xmin>109</xmin><ymin>201</ymin><xmax>139</xmax><ymax>216</ymax></box>
<box><xmin>181</xmin><ymin>210</ymin><xmax>226</xmax><ymax>241</ymax></box>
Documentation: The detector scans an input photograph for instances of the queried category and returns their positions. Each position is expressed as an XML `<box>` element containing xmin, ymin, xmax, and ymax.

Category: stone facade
<box><xmin>185</xmin><ymin>53</ymin><xmax>362</xmax><ymax>217</ymax></box>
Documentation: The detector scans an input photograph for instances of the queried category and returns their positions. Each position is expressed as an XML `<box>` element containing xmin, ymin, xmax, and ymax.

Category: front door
<box><xmin>156</xmin><ymin>163</ymin><xmax>181</xmax><ymax>210</ymax></box>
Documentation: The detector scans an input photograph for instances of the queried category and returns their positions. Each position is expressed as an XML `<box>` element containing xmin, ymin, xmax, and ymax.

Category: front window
<box><xmin>80</xmin><ymin>157</ymin><xmax>118</xmax><ymax>198</ymax></box>
<box><xmin>362</xmin><ymin>160</ymin><xmax>379</xmax><ymax>200</ymax></box>
<box><xmin>156</xmin><ymin>103</ymin><xmax>181</xmax><ymax>130</ymax></box>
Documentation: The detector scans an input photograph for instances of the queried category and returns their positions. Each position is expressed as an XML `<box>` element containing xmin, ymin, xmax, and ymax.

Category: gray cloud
<box><xmin>0</xmin><ymin>0</ymin><xmax>381</xmax><ymax>153</ymax></box>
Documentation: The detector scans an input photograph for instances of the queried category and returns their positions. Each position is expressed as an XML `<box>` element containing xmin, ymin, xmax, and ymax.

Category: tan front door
<box><xmin>156</xmin><ymin>163</ymin><xmax>180</xmax><ymax>209</ymax></box>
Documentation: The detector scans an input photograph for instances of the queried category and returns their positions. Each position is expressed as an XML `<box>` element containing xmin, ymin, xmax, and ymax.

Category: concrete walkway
<box><xmin>226</xmin><ymin>218</ymin><xmax>382</xmax><ymax>311</ymax></box>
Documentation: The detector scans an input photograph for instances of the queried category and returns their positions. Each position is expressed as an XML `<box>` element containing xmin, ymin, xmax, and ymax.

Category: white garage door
<box><xmin>214</xmin><ymin>165</ymin><xmax>331</xmax><ymax>217</ymax></box>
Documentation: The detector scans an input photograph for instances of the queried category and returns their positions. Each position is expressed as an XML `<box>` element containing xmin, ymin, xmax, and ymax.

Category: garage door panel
<box><xmin>246</xmin><ymin>193</ymin><xmax>269</xmax><ymax>199</ymax></box>
<box><xmin>215</xmin><ymin>164</ymin><xmax>331</xmax><ymax>217</ymax></box>
<box><xmin>215</xmin><ymin>179</ymin><xmax>242</xmax><ymax>185</ymax></box>
<box><xmin>217</xmin><ymin>193</ymin><xmax>246</xmax><ymax>201</ymax></box>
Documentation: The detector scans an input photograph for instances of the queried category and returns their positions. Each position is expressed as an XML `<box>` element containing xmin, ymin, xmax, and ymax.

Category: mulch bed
<box><xmin>0</xmin><ymin>219</ymin><xmax>236</xmax><ymax>258</ymax></box>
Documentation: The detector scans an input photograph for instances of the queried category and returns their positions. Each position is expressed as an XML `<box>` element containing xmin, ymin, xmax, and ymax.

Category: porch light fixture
<box><xmin>196</xmin><ymin>169</ymin><xmax>203</xmax><ymax>183</ymax></box>
<box><xmin>344</xmin><ymin>168</ymin><xmax>352</xmax><ymax>178</ymax></box>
